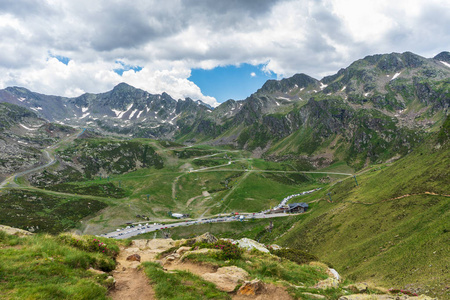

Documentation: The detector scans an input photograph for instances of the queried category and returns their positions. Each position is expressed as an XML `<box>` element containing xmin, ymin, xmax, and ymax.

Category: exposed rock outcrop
<box><xmin>0</xmin><ymin>224</ymin><xmax>33</xmax><ymax>236</ymax></box>
<box><xmin>313</xmin><ymin>277</ymin><xmax>340</xmax><ymax>289</ymax></box>
<box><xmin>126</xmin><ymin>254</ymin><xmax>141</xmax><ymax>262</ymax></box>
<box><xmin>201</xmin><ymin>266</ymin><xmax>249</xmax><ymax>292</ymax></box>
<box><xmin>237</xmin><ymin>279</ymin><xmax>265</xmax><ymax>296</ymax></box>
<box><xmin>192</xmin><ymin>232</ymin><xmax>218</xmax><ymax>244</ymax></box>
<box><xmin>236</xmin><ymin>238</ymin><xmax>270</xmax><ymax>253</ymax></box>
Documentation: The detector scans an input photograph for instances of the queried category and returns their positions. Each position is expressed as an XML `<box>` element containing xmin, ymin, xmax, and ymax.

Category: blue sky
<box><xmin>49</xmin><ymin>53</ymin><xmax>70</xmax><ymax>65</ymax></box>
<box><xmin>113</xmin><ymin>61</ymin><xmax>143</xmax><ymax>76</ymax></box>
<box><xmin>189</xmin><ymin>64</ymin><xmax>277</xmax><ymax>103</ymax></box>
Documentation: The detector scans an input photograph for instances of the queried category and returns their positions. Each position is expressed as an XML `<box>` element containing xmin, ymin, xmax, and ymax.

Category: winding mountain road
<box><xmin>0</xmin><ymin>129</ymin><xmax>83</xmax><ymax>189</ymax></box>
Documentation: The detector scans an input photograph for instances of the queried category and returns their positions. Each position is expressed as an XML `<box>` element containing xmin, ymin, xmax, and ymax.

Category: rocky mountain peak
<box><xmin>434</xmin><ymin>51</ymin><xmax>450</xmax><ymax>63</ymax></box>
<box><xmin>259</xmin><ymin>73</ymin><xmax>318</xmax><ymax>94</ymax></box>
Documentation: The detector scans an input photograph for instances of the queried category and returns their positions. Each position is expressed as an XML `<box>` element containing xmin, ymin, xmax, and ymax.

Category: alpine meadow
<box><xmin>0</xmin><ymin>1</ymin><xmax>449</xmax><ymax>299</ymax></box>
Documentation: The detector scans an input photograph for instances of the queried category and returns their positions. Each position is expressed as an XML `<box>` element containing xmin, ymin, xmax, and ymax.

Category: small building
<box><xmin>287</xmin><ymin>202</ymin><xmax>309</xmax><ymax>213</ymax></box>
<box><xmin>171</xmin><ymin>213</ymin><xmax>184</xmax><ymax>218</ymax></box>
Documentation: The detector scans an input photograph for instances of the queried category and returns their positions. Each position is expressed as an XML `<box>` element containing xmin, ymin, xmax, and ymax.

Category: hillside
<box><xmin>276</xmin><ymin>116</ymin><xmax>450</xmax><ymax>299</ymax></box>
<box><xmin>0</xmin><ymin>102</ymin><xmax>76</xmax><ymax>180</ymax></box>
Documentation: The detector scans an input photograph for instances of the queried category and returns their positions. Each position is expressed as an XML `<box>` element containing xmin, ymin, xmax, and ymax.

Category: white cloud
<box><xmin>250</xmin><ymin>72</ymin><xmax>256</xmax><ymax>77</ymax></box>
<box><xmin>0</xmin><ymin>0</ymin><xmax>448</xmax><ymax>104</ymax></box>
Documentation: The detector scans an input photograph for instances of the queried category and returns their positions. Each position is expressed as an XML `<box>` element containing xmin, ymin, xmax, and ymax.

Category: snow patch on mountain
<box><xmin>112</xmin><ymin>104</ymin><xmax>133</xmax><ymax>119</ymax></box>
<box><xmin>277</xmin><ymin>96</ymin><xmax>291</xmax><ymax>101</ymax></box>
<box><xmin>129</xmin><ymin>109</ymin><xmax>138</xmax><ymax>119</ymax></box>
<box><xmin>19</xmin><ymin>124</ymin><xmax>38</xmax><ymax>131</ymax></box>
<box><xmin>391</xmin><ymin>72</ymin><xmax>401</xmax><ymax>81</ymax></box>
<box><xmin>440</xmin><ymin>61</ymin><xmax>450</xmax><ymax>68</ymax></box>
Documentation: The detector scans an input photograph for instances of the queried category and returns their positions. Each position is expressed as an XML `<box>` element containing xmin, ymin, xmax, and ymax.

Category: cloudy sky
<box><xmin>0</xmin><ymin>0</ymin><xmax>449</xmax><ymax>106</ymax></box>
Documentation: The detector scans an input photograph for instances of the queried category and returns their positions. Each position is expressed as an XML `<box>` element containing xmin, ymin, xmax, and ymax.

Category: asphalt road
<box><xmin>0</xmin><ymin>130</ymin><xmax>83</xmax><ymax>189</ymax></box>
<box><xmin>102</xmin><ymin>212</ymin><xmax>295</xmax><ymax>240</ymax></box>
<box><xmin>0</xmin><ymin>150</ymin><xmax>56</xmax><ymax>189</ymax></box>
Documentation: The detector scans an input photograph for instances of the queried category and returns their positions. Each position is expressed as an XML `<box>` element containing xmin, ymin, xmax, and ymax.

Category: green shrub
<box><xmin>58</xmin><ymin>234</ymin><xmax>120</xmax><ymax>258</ymax></box>
<box><xmin>212</xmin><ymin>241</ymin><xmax>243</xmax><ymax>260</ymax></box>
<box><xmin>143</xmin><ymin>262</ymin><xmax>230</xmax><ymax>300</ymax></box>
<box><xmin>64</xmin><ymin>252</ymin><xmax>92</xmax><ymax>269</ymax></box>
<box><xmin>191</xmin><ymin>239</ymin><xmax>243</xmax><ymax>260</ymax></box>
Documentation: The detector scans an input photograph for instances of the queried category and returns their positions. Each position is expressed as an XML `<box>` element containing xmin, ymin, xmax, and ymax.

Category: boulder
<box><xmin>105</xmin><ymin>275</ymin><xmax>116</xmax><ymax>289</ymax></box>
<box><xmin>126</xmin><ymin>254</ymin><xmax>141</xmax><ymax>262</ymax></box>
<box><xmin>0</xmin><ymin>225</ymin><xmax>33</xmax><ymax>236</ymax></box>
<box><xmin>269</xmin><ymin>244</ymin><xmax>282</xmax><ymax>250</ymax></box>
<box><xmin>237</xmin><ymin>279</ymin><xmax>264</xmax><ymax>296</ymax></box>
<box><xmin>165</xmin><ymin>255</ymin><xmax>176</xmax><ymax>262</ymax></box>
<box><xmin>193</xmin><ymin>232</ymin><xmax>218</xmax><ymax>244</ymax></box>
<box><xmin>313</xmin><ymin>277</ymin><xmax>339</xmax><ymax>289</ymax></box>
<box><xmin>88</xmin><ymin>267</ymin><xmax>106</xmax><ymax>275</ymax></box>
<box><xmin>302</xmin><ymin>293</ymin><xmax>326</xmax><ymax>299</ymax></box>
<box><xmin>327</xmin><ymin>268</ymin><xmax>341</xmax><ymax>281</ymax></box>
<box><xmin>176</xmin><ymin>246</ymin><xmax>191</xmax><ymax>255</ymax></box>
<box><xmin>201</xmin><ymin>266</ymin><xmax>249</xmax><ymax>292</ymax></box>
<box><xmin>236</xmin><ymin>238</ymin><xmax>270</xmax><ymax>253</ymax></box>
<box><xmin>344</xmin><ymin>283</ymin><xmax>369</xmax><ymax>293</ymax></box>
<box><xmin>133</xmin><ymin>238</ymin><xmax>175</xmax><ymax>250</ymax></box>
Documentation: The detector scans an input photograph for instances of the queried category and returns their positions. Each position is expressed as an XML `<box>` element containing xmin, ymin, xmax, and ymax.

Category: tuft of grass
<box><xmin>270</xmin><ymin>248</ymin><xmax>319</xmax><ymax>265</ymax></box>
<box><xmin>142</xmin><ymin>261</ymin><xmax>230</xmax><ymax>300</ymax></box>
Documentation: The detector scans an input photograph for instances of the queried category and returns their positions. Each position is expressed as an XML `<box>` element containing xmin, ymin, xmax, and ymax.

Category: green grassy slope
<box><xmin>0</xmin><ymin>189</ymin><xmax>108</xmax><ymax>234</ymax></box>
<box><xmin>0</xmin><ymin>231</ymin><xmax>126</xmax><ymax>299</ymax></box>
<box><xmin>276</xmin><ymin>116</ymin><xmax>450</xmax><ymax>299</ymax></box>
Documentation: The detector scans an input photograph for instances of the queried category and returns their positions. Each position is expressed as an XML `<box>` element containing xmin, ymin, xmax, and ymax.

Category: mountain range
<box><xmin>1</xmin><ymin>51</ymin><xmax>449</xmax><ymax>171</ymax></box>
<box><xmin>0</xmin><ymin>51</ymin><xmax>449</xmax><ymax>299</ymax></box>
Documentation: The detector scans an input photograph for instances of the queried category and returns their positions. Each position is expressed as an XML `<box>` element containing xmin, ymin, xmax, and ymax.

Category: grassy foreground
<box><xmin>0</xmin><ymin>231</ymin><xmax>127</xmax><ymax>299</ymax></box>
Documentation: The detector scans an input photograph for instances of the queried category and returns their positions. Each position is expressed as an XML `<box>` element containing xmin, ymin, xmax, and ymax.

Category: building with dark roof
<box><xmin>287</xmin><ymin>202</ymin><xmax>309</xmax><ymax>213</ymax></box>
